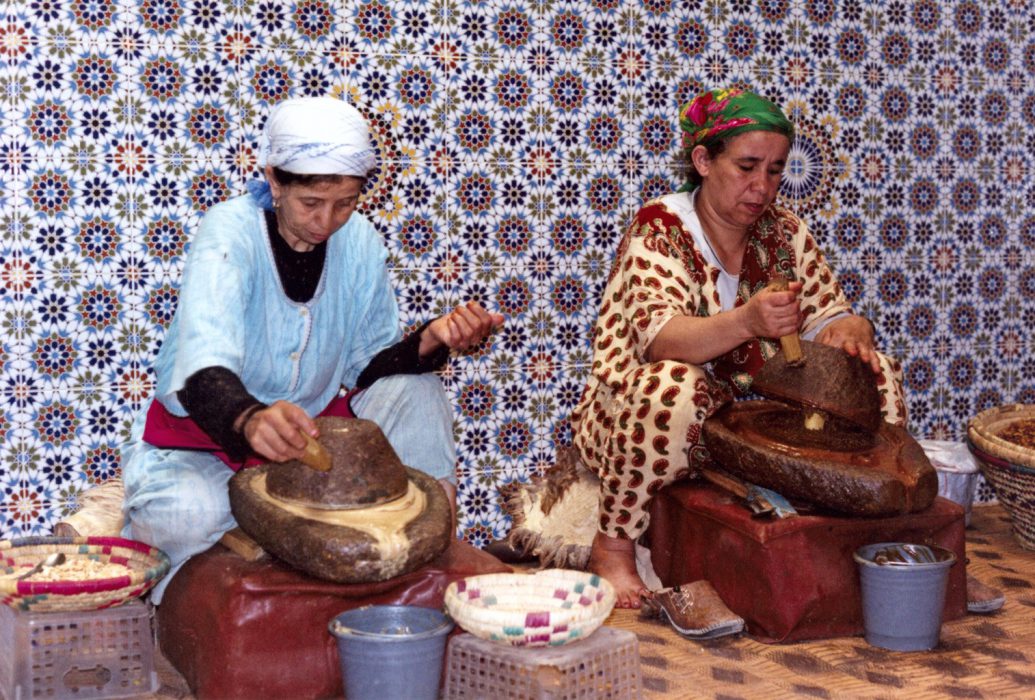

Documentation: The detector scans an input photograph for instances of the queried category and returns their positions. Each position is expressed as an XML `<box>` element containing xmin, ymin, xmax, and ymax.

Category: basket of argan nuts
<box><xmin>968</xmin><ymin>404</ymin><xmax>1035</xmax><ymax>550</ymax></box>
<box><xmin>0</xmin><ymin>536</ymin><xmax>170</xmax><ymax>612</ymax></box>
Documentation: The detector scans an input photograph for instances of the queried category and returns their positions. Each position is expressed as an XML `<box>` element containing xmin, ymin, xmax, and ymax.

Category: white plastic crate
<box><xmin>0</xmin><ymin>599</ymin><xmax>157</xmax><ymax>700</ymax></box>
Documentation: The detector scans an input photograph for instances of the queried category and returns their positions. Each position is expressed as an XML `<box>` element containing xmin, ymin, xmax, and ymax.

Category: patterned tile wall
<box><xmin>1</xmin><ymin>0</ymin><xmax>1032</xmax><ymax>542</ymax></box>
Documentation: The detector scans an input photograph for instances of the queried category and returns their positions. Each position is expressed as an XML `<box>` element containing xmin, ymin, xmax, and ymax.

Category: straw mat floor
<box><xmin>148</xmin><ymin>504</ymin><xmax>1034</xmax><ymax>699</ymax></box>
<box><xmin>605</xmin><ymin>504</ymin><xmax>1035</xmax><ymax>699</ymax></box>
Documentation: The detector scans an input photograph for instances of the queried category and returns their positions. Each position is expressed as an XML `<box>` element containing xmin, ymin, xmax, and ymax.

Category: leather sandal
<box><xmin>966</xmin><ymin>574</ymin><xmax>1005</xmax><ymax>613</ymax></box>
<box><xmin>641</xmin><ymin>580</ymin><xmax>745</xmax><ymax>639</ymax></box>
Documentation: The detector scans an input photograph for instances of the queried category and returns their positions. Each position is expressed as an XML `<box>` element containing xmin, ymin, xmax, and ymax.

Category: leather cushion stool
<box><xmin>157</xmin><ymin>538</ymin><xmax>510</xmax><ymax>699</ymax></box>
<box><xmin>648</xmin><ymin>482</ymin><xmax>967</xmax><ymax>643</ymax></box>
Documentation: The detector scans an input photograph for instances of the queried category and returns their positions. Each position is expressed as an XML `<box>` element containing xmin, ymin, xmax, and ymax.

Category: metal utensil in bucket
<box><xmin>853</xmin><ymin>542</ymin><xmax>957</xmax><ymax>651</ymax></box>
<box><xmin>329</xmin><ymin>605</ymin><xmax>453</xmax><ymax>700</ymax></box>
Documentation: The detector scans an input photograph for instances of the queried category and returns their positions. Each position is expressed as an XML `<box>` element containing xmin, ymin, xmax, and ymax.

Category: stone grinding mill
<box><xmin>703</xmin><ymin>339</ymin><xmax>938</xmax><ymax>517</ymax></box>
<box><xmin>229</xmin><ymin>417</ymin><xmax>453</xmax><ymax>583</ymax></box>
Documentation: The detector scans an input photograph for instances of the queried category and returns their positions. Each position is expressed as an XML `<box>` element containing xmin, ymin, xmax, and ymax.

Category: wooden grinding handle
<box><xmin>300</xmin><ymin>431</ymin><xmax>332</xmax><ymax>472</ymax></box>
<box><xmin>700</xmin><ymin>467</ymin><xmax>749</xmax><ymax>499</ymax></box>
<box><xmin>219</xmin><ymin>527</ymin><xmax>267</xmax><ymax>561</ymax></box>
<box><xmin>765</xmin><ymin>276</ymin><xmax>804</xmax><ymax>366</ymax></box>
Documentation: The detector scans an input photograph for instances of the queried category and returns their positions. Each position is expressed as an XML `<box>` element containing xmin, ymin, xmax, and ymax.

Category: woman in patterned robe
<box><xmin>571</xmin><ymin>89</ymin><xmax>906</xmax><ymax>607</ymax></box>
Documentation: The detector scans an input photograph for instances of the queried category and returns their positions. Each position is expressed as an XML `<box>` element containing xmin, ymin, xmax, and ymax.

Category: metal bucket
<box><xmin>854</xmin><ymin>542</ymin><xmax>957</xmax><ymax>651</ymax></box>
<box><xmin>329</xmin><ymin>605</ymin><xmax>453</xmax><ymax>700</ymax></box>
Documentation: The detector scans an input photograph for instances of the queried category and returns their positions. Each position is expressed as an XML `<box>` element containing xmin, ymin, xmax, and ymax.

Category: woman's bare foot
<box><xmin>589</xmin><ymin>531</ymin><xmax>649</xmax><ymax>609</ymax></box>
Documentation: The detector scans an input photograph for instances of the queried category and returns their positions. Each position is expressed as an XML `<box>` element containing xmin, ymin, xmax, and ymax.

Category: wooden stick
<box><xmin>765</xmin><ymin>277</ymin><xmax>805</xmax><ymax>366</ymax></box>
<box><xmin>300</xmin><ymin>432</ymin><xmax>332</xmax><ymax>472</ymax></box>
<box><xmin>219</xmin><ymin>527</ymin><xmax>267</xmax><ymax>561</ymax></box>
<box><xmin>700</xmin><ymin>468</ymin><xmax>750</xmax><ymax>500</ymax></box>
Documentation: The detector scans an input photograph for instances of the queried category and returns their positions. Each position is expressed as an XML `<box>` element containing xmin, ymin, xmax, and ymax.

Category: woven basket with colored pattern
<box><xmin>967</xmin><ymin>404</ymin><xmax>1035</xmax><ymax>551</ymax></box>
<box><xmin>0</xmin><ymin>536</ymin><xmax>170</xmax><ymax>612</ymax></box>
<box><xmin>444</xmin><ymin>568</ymin><xmax>615</xmax><ymax>647</ymax></box>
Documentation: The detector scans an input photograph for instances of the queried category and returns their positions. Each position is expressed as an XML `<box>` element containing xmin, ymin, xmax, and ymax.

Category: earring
<box><xmin>273</xmin><ymin>198</ymin><xmax>280</xmax><ymax>209</ymax></box>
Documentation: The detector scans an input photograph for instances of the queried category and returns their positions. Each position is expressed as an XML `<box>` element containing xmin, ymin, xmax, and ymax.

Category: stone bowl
<box><xmin>229</xmin><ymin>417</ymin><xmax>452</xmax><ymax>583</ymax></box>
<box><xmin>229</xmin><ymin>465</ymin><xmax>451</xmax><ymax>583</ymax></box>
<box><xmin>753</xmin><ymin>340</ymin><xmax>882</xmax><ymax>433</ymax></box>
<box><xmin>266</xmin><ymin>418</ymin><xmax>409</xmax><ymax>509</ymax></box>
<box><xmin>703</xmin><ymin>400</ymin><xmax>937</xmax><ymax>516</ymax></box>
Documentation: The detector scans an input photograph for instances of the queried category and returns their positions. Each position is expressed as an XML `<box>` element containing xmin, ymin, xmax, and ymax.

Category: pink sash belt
<box><xmin>142</xmin><ymin>392</ymin><xmax>357</xmax><ymax>471</ymax></box>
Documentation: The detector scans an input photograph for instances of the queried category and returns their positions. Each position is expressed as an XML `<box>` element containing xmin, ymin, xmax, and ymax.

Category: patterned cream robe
<box><xmin>572</xmin><ymin>195</ymin><xmax>906</xmax><ymax>540</ymax></box>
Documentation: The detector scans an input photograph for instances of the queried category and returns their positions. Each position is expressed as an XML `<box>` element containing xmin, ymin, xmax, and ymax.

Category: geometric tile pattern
<box><xmin>2</xmin><ymin>1</ymin><xmax>1032</xmax><ymax>541</ymax></box>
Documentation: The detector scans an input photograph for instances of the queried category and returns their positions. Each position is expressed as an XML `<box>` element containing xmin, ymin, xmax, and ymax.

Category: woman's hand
<box><xmin>240</xmin><ymin>400</ymin><xmax>317</xmax><ymax>462</ymax></box>
<box><xmin>421</xmin><ymin>301</ymin><xmax>505</xmax><ymax>355</ymax></box>
<box><xmin>740</xmin><ymin>280</ymin><xmax>802</xmax><ymax>340</ymax></box>
<box><xmin>815</xmin><ymin>315</ymin><xmax>881</xmax><ymax>374</ymax></box>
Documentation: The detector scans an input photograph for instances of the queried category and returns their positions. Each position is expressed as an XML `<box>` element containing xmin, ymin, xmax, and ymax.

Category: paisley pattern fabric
<box><xmin>571</xmin><ymin>199</ymin><xmax>907</xmax><ymax>540</ymax></box>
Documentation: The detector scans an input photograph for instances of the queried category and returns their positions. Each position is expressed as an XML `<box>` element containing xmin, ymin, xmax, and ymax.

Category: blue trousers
<box><xmin>121</xmin><ymin>374</ymin><xmax>455</xmax><ymax>603</ymax></box>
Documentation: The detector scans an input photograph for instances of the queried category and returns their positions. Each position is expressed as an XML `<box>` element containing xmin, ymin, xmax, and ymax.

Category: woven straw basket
<box><xmin>0</xmin><ymin>536</ymin><xmax>170</xmax><ymax>612</ymax></box>
<box><xmin>444</xmin><ymin>568</ymin><xmax>616</xmax><ymax>647</ymax></box>
<box><xmin>967</xmin><ymin>404</ymin><xmax>1035</xmax><ymax>550</ymax></box>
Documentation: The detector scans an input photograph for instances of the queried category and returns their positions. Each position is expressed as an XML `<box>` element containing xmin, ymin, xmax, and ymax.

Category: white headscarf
<box><xmin>258</xmin><ymin>97</ymin><xmax>376</xmax><ymax>177</ymax></box>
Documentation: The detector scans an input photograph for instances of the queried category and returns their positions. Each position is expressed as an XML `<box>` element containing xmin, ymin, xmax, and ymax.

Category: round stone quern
<box><xmin>229</xmin><ymin>417</ymin><xmax>452</xmax><ymax>584</ymax></box>
<box><xmin>266</xmin><ymin>419</ymin><xmax>410</xmax><ymax>509</ymax></box>
<box><xmin>703</xmin><ymin>340</ymin><xmax>937</xmax><ymax>516</ymax></box>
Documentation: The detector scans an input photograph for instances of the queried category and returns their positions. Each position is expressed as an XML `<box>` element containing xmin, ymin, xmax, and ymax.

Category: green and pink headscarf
<box><xmin>679</xmin><ymin>87</ymin><xmax>794</xmax><ymax>153</ymax></box>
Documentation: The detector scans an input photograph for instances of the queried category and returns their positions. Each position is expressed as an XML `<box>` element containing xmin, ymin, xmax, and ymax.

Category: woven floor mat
<box><xmin>606</xmin><ymin>505</ymin><xmax>1035</xmax><ymax>699</ymax></box>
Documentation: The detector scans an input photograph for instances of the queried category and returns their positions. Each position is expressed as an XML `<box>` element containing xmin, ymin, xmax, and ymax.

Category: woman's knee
<box><xmin>353</xmin><ymin>374</ymin><xmax>450</xmax><ymax>419</ymax></box>
<box><xmin>122</xmin><ymin>453</ymin><xmax>235</xmax><ymax>546</ymax></box>
<box><xmin>137</xmin><ymin>475</ymin><xmax>230</xmax><ymax>528</ymax></box>
<box><xmin>620</xmin><ymin>361</ymin><xmax>723</xmax><ymax>438</ymax></box>
<box><xmin>352</xmin><ymin>374</ymin><xmax>456</xmax><ymax>478</ymax></box>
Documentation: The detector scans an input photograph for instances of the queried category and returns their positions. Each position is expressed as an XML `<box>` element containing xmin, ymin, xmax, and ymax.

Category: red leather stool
<box><xmin>648</xmin><ymin>482</ymin><xmax>967</xmax><ymax>643</ymax></box>
<box><xmin>157</xmin><ymin>539</ymin><xmax>510</xmax><ymax>699</ymax></box>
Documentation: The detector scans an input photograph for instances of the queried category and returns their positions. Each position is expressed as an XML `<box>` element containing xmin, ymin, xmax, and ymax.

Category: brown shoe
<box><xmin>967</xmin><ymin>574</ymin><xmax>1005</xmax><ymax>613</ymax></box>
<box><xmin>642</xmin><ymin>580</ymin><xmax>745</xmax><ymax>639</ymax></box>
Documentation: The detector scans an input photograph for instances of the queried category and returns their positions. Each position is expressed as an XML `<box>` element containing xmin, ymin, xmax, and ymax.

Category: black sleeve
<box><xmin>177</xmin><ymin>366</ymin><xmax>267</xmax><ymax>461</ymax></box>
<box><xmin>355</xmin><ymin>320</ymin><xmax>451</xmax><ymax>390</ymax></box>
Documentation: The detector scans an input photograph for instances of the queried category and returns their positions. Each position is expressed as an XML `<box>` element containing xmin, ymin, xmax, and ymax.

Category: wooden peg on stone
<box><xmin>765</xmin><ymin>276</ymin><xmax>805</xmax><ymax>367</ymax></box>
